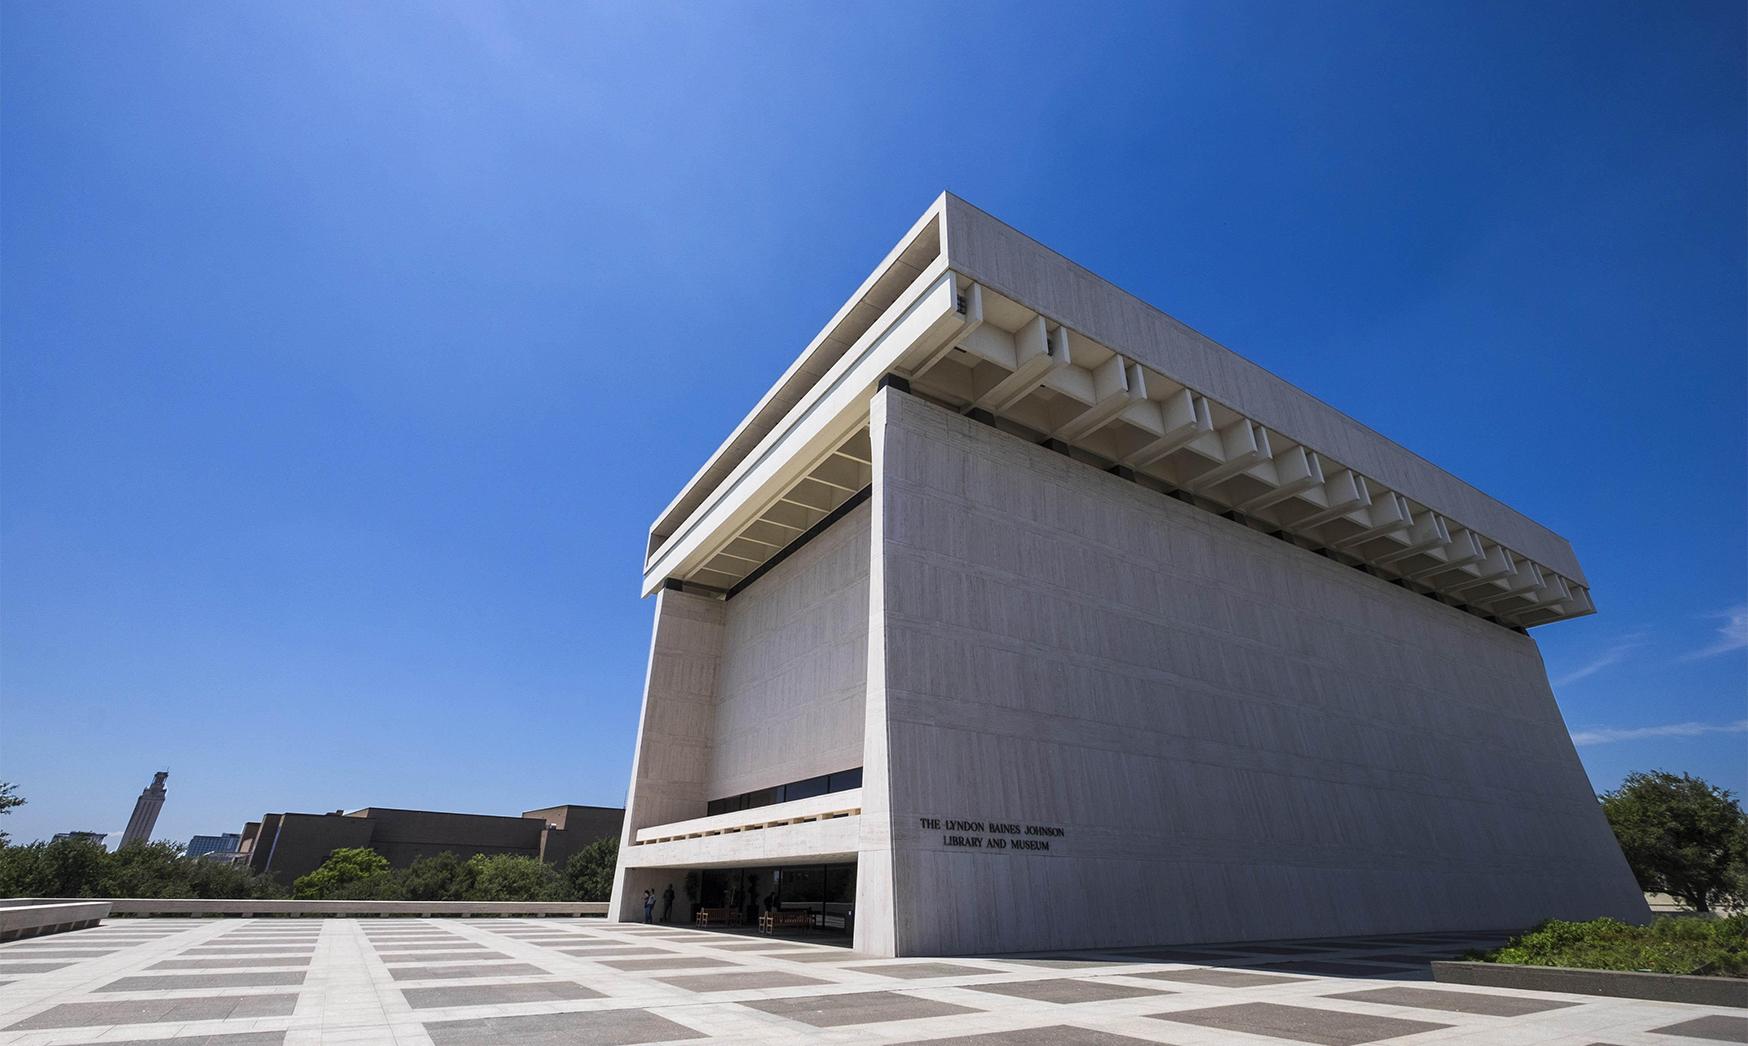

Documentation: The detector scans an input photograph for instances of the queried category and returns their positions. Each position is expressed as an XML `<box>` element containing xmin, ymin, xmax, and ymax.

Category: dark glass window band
<box><xmin>706</xmin><ymin>767</ymin><xmax>863</xmax><ymax>817</ymax></box>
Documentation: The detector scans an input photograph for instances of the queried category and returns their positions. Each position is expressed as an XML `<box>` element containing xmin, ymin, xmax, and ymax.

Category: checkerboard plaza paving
<box><xmin>0</xmin><ymin>919</ymin><xmax>1742</xmax><ymax>1045</ymax></box>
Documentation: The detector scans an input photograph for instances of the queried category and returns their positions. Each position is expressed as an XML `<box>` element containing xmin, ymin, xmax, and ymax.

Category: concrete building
<box><xmin>185</xmin><ymin>832</ymin><xmax>241</xmax><ymax>859</ymax></box>
<box><xmin>609</xmin><ymin>194</ymin><xmax>1648</xmax><ymax>956</ymax></box>
<box><xmin>237</xmin><ymin>804</ymin><xmax>623</xmax><ymax>883</ymax></box>
<box><xmin>118</xmin><ymin>771</ymin><xmax>168</xmax><ymax>848</ymax></box>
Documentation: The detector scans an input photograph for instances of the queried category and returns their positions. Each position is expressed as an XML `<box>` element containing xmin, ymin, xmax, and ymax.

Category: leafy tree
<box><xmin>392</xmin><ymin>852</ymin><xmax>478</xmax><ymax>902</ymax></box>
<box><xmin>563</xmin><ymin>837</ymin><xmax>618</xmax><ymax>902</ymax></box>
<box><xmin>0</xmin><ymin>782</ymin><xmax>22</xmax><ymax>844</ymax></box>
<box><xmin>292</xmin><ymin>847</ymin><xmax>390</xmax><ymax>900</ymax></box>
<box><xmin>467</xmin><ymin>853</ymin><xmax>568</xmax><ymax>901</ymax></box>
<box><xmin>1601</xmin><ymin>770</ymin><xmax>1748</xmax><ymax>913</ymax></box>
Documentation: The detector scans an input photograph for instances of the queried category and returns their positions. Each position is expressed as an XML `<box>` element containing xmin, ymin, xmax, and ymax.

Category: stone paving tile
<box><xmin>657</xmin><ymin>970</ymin><xmax>830</xmax><ymax>992</ymax></box>
<box><xmin>54</xmin><ymin>1035</ymin><xmax>286</xmax><ymax>1046</ymax></box>
<box><xmin>555</xmin><ymin>945</ymin><xmax>675</xmax><ymax>958</ymax></box>
<box><xmin>0</xmin><ymin>963</ymin><xmax>72</xmax><ymax>974</ymax></box>
<box><xmin>1648</xmin><ymin>1014</ymin><xmax>1748</xmax><ymax>1042</ymax></box>
<box><xmin>386</xmin><ymin>962</ymin><xmax>547</xmax><ymax>981</ymax></box>
<box><xmin>423</xmin><ymin>1007</ymin><xmax>706</xmax><ymax>1045</ymax></box>
<box><xmin>374</xmin><ymin>941</ymin><xmax>484</xmax><ymax>951</ymax></box>
<box><xmin>597</xmin><ymin>955</ymin><xmax>740</xmax><ymax>971</ymax></box>
<box><xmin>845</xmin><ymin>962</ymin><xmax>995</xmax><ymax>979</ymax></box>
<box><xmin>6</xmin><ymin>991</ymin><xmax>297</xmax><ymax>1030</ymax></box>
<box><xmin>1255</xmin><ymin>960</ymin><xmax>1428</xmax><ymax>978</ymax></box>
<box><xmin>95</xmin><ymin>970</ymin><xmax>307</xmax><ymax>992</ymax></box>
<box><xmin>1326</xmin><ymin>985</ymin><xmax>1580</xmax><ymax>1016</ymax></box>
<box><xmin>962</xmin><ymin>978</ymin><xmax>1173</xmax><ymax>1004</ymax></box>
<box><xmin>1115</xmin><ymin>948</ymin><xmax>1248</xmax><ymax>963</ymax></box>
<box><xmin>993</xmin><ymin>958</ymin><xmax>1133</xmax><ymax>969</ymax></box>
<box><xmin>892</xmin><ymin>1027</ymin><xmax>1175</xmax><ymax>1046</ymax></box>
<box><xmin>400</xmin><ymin>979</ymin><xmax>602</xmax><ymax>1009</ymax></box>
<box><xmin>0</xmin><ymin>950</ymin><xmax>115</xmax><ymax>959</ymax></box>
<box><xmin>184</xmin><ymin>945</ymin><xmax>314</xmax><ymax>954</ymax></box>
<box><xmin>149</xmin><ymin>955</ymin><xmax>311</xmax><ymax>969</ymax></box>
<box><xmin>1133</xmin><ymin>967</ymin><xmax>1310</xmax><ymax>988</ymax></box>
<box><xmin>702</xmin><ymin>940</ymin><xmax>805</xmax><ymax>952</ymax></box>
<box><xmin>381</xmin><ymin>950</ymin><xmax>514</xmax><ymax>963</ymax></box>
<box><xmin>765</xmin><ymin>949</ymin><xmax>876</xmax><ymax>963</ymax></box>
<box><xmin>1150</xmin><ymin>1001</ymin><xmax>1450</xmax><ymax>1045</ymax></box>
<box><xmin>743</xmin><ymin>990</ymin><xmax>985</xmax><ymax>1027</ymax></box>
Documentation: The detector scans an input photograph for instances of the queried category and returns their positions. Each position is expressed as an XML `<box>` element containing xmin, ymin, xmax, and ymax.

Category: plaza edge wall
<box><xmin>871</xmin><ymin>387</ymin><xmax>1644</xmax><ymax>956</ymax></box>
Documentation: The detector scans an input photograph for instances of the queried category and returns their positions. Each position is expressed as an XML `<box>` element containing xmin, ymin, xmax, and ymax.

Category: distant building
<box><xmin>119</xmin><ymin>771</ymin><xmax>168</xmax><ymax>848</ymax></box>
<box><xmin>51</xmin><ymin>831</ymin><xmax>106</xmax><ymax>845</ymax></box>
<box><xmin>236</xmin><ymin>804</ymin><xmax>623</xmax><ymax>883</ymax></box>
<box><xmin>185</xmin><ymin>832</ymin><xmax>241</xmax><ymax>859</ymax></box>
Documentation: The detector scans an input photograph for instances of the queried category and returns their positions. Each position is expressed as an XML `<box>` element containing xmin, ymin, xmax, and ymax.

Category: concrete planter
<box><xmin>0</xmin><ymin>901</ymin><xmax>111</xmax><ymax>941</ymax></box>
<box><xmin>1432</xmin><ymin>960</ymin><xmax>1748</xmax><ymax>1009</ymax></box>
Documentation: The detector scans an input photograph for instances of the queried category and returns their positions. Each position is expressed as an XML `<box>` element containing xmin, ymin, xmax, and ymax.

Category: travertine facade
<box><xmin>610</xmin><ymin>195</ymin><xmax>1646</xmax><ymax>955</ymax></box>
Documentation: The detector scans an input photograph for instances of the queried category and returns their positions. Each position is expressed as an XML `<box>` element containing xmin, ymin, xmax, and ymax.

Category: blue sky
<box><xmin>2</xmin><ymin>1</ymin><xmax>1742</xmax><ymax>847</ymax></box>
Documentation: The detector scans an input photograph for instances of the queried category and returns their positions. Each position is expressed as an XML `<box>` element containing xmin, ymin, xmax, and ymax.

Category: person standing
<box><xmin>642</xmin><ymin>889</ymin><xmax>655</xmax><ymax>924</ymax></box>
<box><xmin>660</xmin><ymin>883</ymin><xmax>676</xmax><ymax>923</ymax></box>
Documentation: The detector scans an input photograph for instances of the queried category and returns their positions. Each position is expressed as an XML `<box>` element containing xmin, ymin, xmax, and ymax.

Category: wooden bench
<box><xmin>758</xmin><ymin>910</ymin><xmax>814</xmax><ymax>934</ymax></box>
<box><xmin>693</xmin><ymin>907</ymin><xmax>742</xmax><ymax>927</ymax></box>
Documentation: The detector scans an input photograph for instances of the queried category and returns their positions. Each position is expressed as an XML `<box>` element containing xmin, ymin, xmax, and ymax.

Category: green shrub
<box><xmin>1471</xmin><ymin>915</ymin><xmax>1748</xmax><ymax>977</ymax></box>
<box><xmin>466</xmin><ymin>854</ymin><xmax>568</xmax><ymax>902</ymax></box>
<box><xmin>292</xmin><ymin>847</ymin><xmax>390</xmax><ymax>899</ymax></box>
<box><xmin>0</xmin><ymin>838</ymin><xmax>282</xmax><ymax>899</ymax></box>
<box><xmin>563</xmin><ymin>837</ymin><xmax>617</xmax><ymax>902</ymax></box>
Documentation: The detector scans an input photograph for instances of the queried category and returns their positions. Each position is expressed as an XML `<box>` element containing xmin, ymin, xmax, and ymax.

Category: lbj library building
<box><xmin>608</xmin><ymin>194</ymin><xmax>1646</xmax><ymax>956</ymax></box>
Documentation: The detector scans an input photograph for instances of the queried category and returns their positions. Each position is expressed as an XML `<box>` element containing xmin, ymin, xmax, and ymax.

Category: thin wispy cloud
<box><xmin>1680</xmin><ymin>604</ymin><xmax>1748</xmax><ymax>661</ymax></box>
<box><xmin>1552</xmin><ymin>630</ymin><xmax>1648</xmax><ymax>687</ymax></box>
<box><xmin>1570</xmin><ymin>720</ymin><xmax>1748</xmax><ymax>746</ymax></box>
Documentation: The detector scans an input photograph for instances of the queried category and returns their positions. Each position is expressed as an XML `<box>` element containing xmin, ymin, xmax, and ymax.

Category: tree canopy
<box><xmin>1601</xmin><ymin>770</ymin><xmax>1748</xmax><ymax>913</ymax></box>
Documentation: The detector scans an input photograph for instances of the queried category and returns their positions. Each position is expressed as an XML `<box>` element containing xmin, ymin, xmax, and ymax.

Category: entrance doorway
<box><xmin>696</xmin><ymin>861</ymin><xmax>856</xmax><ymax>933</ymax></box>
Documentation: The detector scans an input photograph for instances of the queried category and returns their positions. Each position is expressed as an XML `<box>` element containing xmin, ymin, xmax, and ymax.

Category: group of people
<box><xmin>639</xmin><ymin>883</ymin><xmax>676</xmax><ymax>923</ymax></box>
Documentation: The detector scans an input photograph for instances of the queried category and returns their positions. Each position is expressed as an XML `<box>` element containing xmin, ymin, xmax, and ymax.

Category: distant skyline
<box><xmin>2</xmin><ymin>1</ymin><xmax>1743</xmax><ymax>847</ymax></box>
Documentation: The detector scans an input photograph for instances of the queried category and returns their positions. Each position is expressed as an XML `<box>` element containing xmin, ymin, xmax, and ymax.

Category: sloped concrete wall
<box><xmin>873</xmin><ymin>388</ymin><xmax>1644</xmax><ymax>956</ymax></box>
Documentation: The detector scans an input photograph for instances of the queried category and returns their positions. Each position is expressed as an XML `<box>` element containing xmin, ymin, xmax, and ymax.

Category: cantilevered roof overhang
<box><xmin>643</xmin><ymin>193</ymin><xmax>1592</xmax><ymax>630</ymax></box>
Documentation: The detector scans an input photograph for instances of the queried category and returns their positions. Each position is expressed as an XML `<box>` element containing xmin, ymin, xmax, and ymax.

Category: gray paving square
<box><xmin>1257</xmin><ymin>960</ymin><xmax>1425</xmax><ymax>978</ymax></box>
<box><xmin>1327</xmin><ymin>985</ymin><xmax>1578</xmax><ymax>1016</ymax></box>
<box><xmin>55</xmin><ymin>1035</ymin><xmax>287</xmax><ymax>1046</ymax></box>
<box><xmin>555</xmin><ymin>945</ymin><xmax>673</xmax><ymax>957</ymax></box>
<box><xmin>424</xmin><ymin>1007</ymin><xmax>705</xmax><ymax>1045</ymax></box>
<box><xmin>964</xmin><ymin>978</ymin><xmax>1173</xmax><ymax>1004</ymax></box>
<box><xmin>376</xmin><ymin>942</ymin><xmax>485</xmax><ymax>952</ymax></box>
<box><xmin>387</xmin><ymin>962</ymin><xmax>547</xmax><ymax>981</ymax></box>
<box><xmin>703</xmin><ymin>940</ymin><xmax>807</xmax><ymax>951</ymax></box>
<box><xmin>149</xmin><ymin>955</ymin><xmax>311</xmax><ymax>969</ymax></box>
<box><xmin>6</xmin><ymin>992</ymin><xmax>298</xmax><ymax>1030</ymax></box>
<box><xmin>401</xmin><ymin>980</ymin><xmax>602</xmax><ymax>1009</ymax></box>
<box><xmin>994</xmin><ymin>958</ymin><xmax>1134</xmax><ymax>969</ymax></box>
<box><xmin>383</xmin><ymin>950</ymin><xmax>513</xmax><ymax>963</ymax></box>
<box><xmin>186</xmin><ymin>945</ymin><xmax>314</xmax><ymax>954</ymax></box>
<box><xmin>846</xmin><ymin>961</ymin><xmax>995</xmax><ymax>979</ymax></box>
<box><xmin>744</xmin><ymin>990</ymin><xmax>985</xmax><ymax>1027</ymax></box>
<box><xmin>1649</xmin><ymin>1015</ymin><xmax>1748</xmax><ymax>1042</ymax></box>
<box><xmin>1151</xmin><ymin>1001</ymin><xmax>1450</xmax><ymax>1045</ymax></box>
<box><xmin>96</xmin><ymin>970</ymin><xmax>308</xmax><ymax>992</ymax></box>
<box><xmin>657</xmin><ymin>970</ymin><xmax>830</xmax><ymax>992</ymax></box>
<box><xmin>766</xmin><ymin>949</ymin><xmax>875</xmax><ymax>963</ymax></box>
<box><xmin>1118</xmin><ymin>948</ymin><xmax>1247</xmax><ymax>963</ymax></box>
<box><xmin>1135</xmin><ymin>968</ymin><xmax>1310</xmax><ymax>988</ymax></box>
<box><xmin>0</xmin><ymin>962</ymin><xmax>72</xmax><ymax>973</ymax></box>
<box><xmin>0</xmin><ymin>949</ymin><xmax>116</xmax><ymax>958</ymax></box>
<box><xmin>892</xmin><ymin>1027</ymin><xmax>1176</xmax><ymax>1046</ymax></box>
<box><xmin>598</xmin><ymin>955</ymin><xmax>740</xmax><ymax>971</ymax></box>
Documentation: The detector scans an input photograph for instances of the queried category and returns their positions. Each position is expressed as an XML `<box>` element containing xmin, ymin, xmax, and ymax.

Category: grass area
<box><xmin>1466</xmin><ymin>915</ymin><xmax>1747</xmax><ymax>977</ymax></box>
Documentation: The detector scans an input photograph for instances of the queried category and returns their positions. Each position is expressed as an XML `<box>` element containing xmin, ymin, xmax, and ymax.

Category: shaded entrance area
<box><xmin>691</xmin><ymin>861</ymin><xmax>856</xmax><ymax>938</ymax></box>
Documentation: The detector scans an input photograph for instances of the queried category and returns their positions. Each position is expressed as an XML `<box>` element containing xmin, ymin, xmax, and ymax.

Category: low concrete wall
<box><xmin>1433</xmin><ymin>961</ymin><xmax>1748</xmax><ymax>1009</ymax></box>
<box><xmin>0</xmin><ymin>901</ymin><xmax>111</xmax><ymax>941</ymax></box>
<box><xmin>17</xmin><ymin>898</ymin><xmax>606</xmax><ymax>919</ymax></box>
